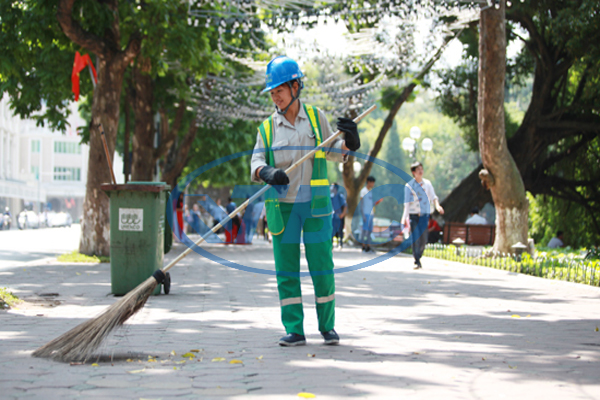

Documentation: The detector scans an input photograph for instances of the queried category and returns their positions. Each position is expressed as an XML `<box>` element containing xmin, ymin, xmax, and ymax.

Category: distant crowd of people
<box><xmin>172</xmin><ymin>193</ymin><xmax>270</xmax><ymax>245</ymax></box>
<box><xmin>170</xmin><ymin>163</ymin><xmax>564</xmax><ymax>253</ymax></box>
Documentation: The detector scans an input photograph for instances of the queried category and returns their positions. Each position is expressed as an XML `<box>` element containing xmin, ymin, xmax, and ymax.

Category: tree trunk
<box><xmin>57</xmin><ymin>0</ymin><xmax>140</xmax><ymax>256</ymax></box>
<box><xmin>478</xmin><ymin>0</ymin><xmax>528</xmax><ymax>253</ymax></box>
<box><xmin>79</xmin><ymin>59</ymin><xmax>124</xmax><ymax>256</ymax></box>
<box><xmin>161</xmin><ymin>119</ymin><xmax>199</xmax><ymax>190</ymax></box>
<box><xmin>131</xmin><ymin>56</ymin><xmax>155</xmax><ymax>181</ymax></box>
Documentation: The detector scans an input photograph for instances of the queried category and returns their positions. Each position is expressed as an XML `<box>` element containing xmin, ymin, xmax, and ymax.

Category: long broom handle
<box><xmin>162</xmin><ymin>104</ymin><xmax>377</xmax><ymax>273</ymax></box>
<box><xmin>99</xmin><ymin>123</ymin><xmax>117</xmax><ymax>185</ymax></box>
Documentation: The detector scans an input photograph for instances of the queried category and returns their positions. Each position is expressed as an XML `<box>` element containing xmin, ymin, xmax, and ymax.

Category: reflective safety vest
<box><xmin>258</xmin><ymin>104</ymin><xmax>332</xmax><ymax>235</ymax></box>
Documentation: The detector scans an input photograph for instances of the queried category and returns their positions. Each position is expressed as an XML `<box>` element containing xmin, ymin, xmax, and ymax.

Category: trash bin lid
<box><xmin>101</xmin><ymin>182</ymin><xmax>170</xmax><ymax>192</ymax></box>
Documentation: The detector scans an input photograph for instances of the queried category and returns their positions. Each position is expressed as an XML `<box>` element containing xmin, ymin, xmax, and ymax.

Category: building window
<box><xmin>54</xmin><ymin>167</ymin><xmax>81</xmax><ymax>181</ymax></box>
<box><xmin>54</xmin><ymin>141</ymin><xmax>81</xmax><ymax>154</ymax></box>
<box><xmin>31</xmin><ymin>140</ymin><xmax>40</xmax><ymax>153</ymax></box>
<box><xmin>31</xmin><ymin>166</ymin><xmax>39</xmax><ymax>180</ymax></box>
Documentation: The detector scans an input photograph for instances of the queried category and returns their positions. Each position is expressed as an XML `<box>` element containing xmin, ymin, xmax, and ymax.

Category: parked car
<box><xmin>17</xmin><ymin>210</ymin><xmax>40</xmax><ymax>229</ymax></box>
<box><xmin>47</xmin><ymin>211</ymin><xmax>73</xmax><ymax>228</ymax></box>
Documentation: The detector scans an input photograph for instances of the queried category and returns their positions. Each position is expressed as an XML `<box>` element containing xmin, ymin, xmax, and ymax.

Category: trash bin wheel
<box><xmin>163</xmin><ymin>272</ymin><xmax>171</xmax><ymax>294</ymax></box>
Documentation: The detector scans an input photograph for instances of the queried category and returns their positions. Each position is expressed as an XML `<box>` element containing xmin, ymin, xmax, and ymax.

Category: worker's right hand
<box><xmin>259</xmin><ymin>165</ymin><xmax>290</xmax><ymax>186</ymax></box>
<box><xmin>337</xmin><ymin>117</ymin><xmax>360</xmax><ymax>151</ymax></box>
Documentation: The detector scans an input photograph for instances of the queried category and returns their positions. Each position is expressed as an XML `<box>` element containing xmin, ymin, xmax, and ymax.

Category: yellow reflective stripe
<box><xmin>264</xmin><ymin>119</ymin><xmax>272</xmax><ymax>148</ymax></box>
<box><xmin>310</xmin><ymin>179</ymin><xmax>329</xmax><ymax>186</ymax></box>
<box><xmin>281</xmin><ymin>297</ymin><xmax>302</xmax><ymax>307</ymax></box>
<box><xmin>305</xmin><ymin>107</ymin><xmax>320</xmax><ymax>145</ymax></box>
<box><xmin>316</xmin><ymin>294</ymin><xmax>335</xmax><ymax>304</ymax></box>
<box><xmin>304</xmin><ymin>104</ymin><xmax>326</xmax><ymax>159</ymax></box>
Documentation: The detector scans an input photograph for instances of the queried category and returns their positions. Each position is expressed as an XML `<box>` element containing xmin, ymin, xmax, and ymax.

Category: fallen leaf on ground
<box><xmin>298</xmin><ymin>393</ymin><xmax>316</xmax><ymax>398</ymax></box>
<box><xmin>508</xmin><ymin>365</ymin><xmax>517</xmax><ymax>369</ymax></box>
<box><xmin>170</xmin><ymin>350</ymin><xmax>176</xmax><ymax>356</ymax></box>
<box><xmin>511</xmin><ymin>315</ymin><xmax>521</xmax><ymax>318</ymax></box>
<box><xmin>212</xmin><ymin>357</ymin><xmax>226</xmax><ymax>362</ymax></box>
<box><xmin>595</xmin><ymin>326</ymin><xmax>599</xmax><ymax>332</ymax></box>
<box><xmin>127</xmin><ymin>368</ymin><xmax>146</xmax><ymax>374</ymax></box>
<box><xmin>230</xmin><ymin>359</ymin><xmax>243</xmax><ymax>364</ymax></box>
<box><xmin>182</xmin><ymin>353</ymin><xmax>196</xmax><ymax>358</ymax></box>
<box><xmin>190</xmin><ymin>349</ymin><xmax>201</xmax><ymax>352</ymax></box>
<box><xmin>91</xmin><ymin>363</ymin><xmax>99</xmax><ymax>367</ymax></box>
<box><xmin>256</xmin><ymin>355</ymin><xmax>263</xmax><ymax>360</ymax></box>
<box><xmin>307</xmin><ymin>353</ymin><xmax>315</xmax><ymax>358</ymax></box>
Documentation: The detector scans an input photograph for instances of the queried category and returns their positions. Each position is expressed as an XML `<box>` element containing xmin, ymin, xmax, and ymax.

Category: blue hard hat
<box><xmin>262</xmin><ymin>56</ymin><xmax>304</xmax><ymax>93</ymax></box>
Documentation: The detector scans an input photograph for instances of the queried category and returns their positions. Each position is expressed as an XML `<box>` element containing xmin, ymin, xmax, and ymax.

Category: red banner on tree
<box><xmin>71</xmin><ymin>51</ymin><xmax>97</xmax><ymax>101</ymax></box>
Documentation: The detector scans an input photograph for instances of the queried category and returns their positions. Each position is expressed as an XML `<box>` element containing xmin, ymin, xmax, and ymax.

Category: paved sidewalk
<box><xmin>1</xmin><ymin>238</ymin><xmax>599</xmax><ymax>399</ymax></box>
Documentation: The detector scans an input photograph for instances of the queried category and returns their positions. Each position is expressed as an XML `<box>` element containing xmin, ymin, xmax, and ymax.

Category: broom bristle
<box><xmin>32</xmin><ymin>277</ymin><xmax>158</xmax><ymax>362</ymax></box>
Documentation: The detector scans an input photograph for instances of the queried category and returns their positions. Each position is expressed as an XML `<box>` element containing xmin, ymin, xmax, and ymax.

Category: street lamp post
<box><xmin>401</xmin><ymin>126</ymin><xmax>433</xmax><ymax>160</ymax></box>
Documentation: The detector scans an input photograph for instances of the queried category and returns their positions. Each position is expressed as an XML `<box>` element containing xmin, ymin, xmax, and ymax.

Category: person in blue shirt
<box><xmin>330</xmin><ymin>183</ymin><xmax>347</xmax><ymax>248</ymax></box>
<box><xmin>359</xmin><ymin>176</ymin><xmax>381</xmax><ymax>253</ymax></box>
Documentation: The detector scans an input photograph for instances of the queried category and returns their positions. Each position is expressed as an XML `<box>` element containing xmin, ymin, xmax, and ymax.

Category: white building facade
<box><xmin>0</xmin><ymin>95</ymin><xmax>89</xmax><ymax>225</ymax></box>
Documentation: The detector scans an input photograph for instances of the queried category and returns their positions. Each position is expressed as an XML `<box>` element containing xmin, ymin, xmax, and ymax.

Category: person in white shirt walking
<box><xmin>402</xmin><ymin>161</ymin><xmax>444</xmax><ymax>269</ymax></box>
<box><xmin>465</xmin><ymin>207</ymin><xmax>488</xmax><ymax>225</ymax></box>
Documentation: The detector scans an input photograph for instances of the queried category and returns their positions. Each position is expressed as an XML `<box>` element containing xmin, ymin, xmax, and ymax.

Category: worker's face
<box><xmin>366</xmin><ymin>181</ymin><xmax>375</xmax><ymax>190</ymax></box>
<box><xmin>269</xmin><ymin>82</ymin><xmax>297</xmax><ymax>109</ymax></box>
<box><xmin>412</xmin><ymin>165</ymin><xmax>424</xmax><ymax>179</ymax></box>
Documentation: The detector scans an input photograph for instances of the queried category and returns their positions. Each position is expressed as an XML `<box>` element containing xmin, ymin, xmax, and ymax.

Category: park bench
<box><xmin>442</xmin><ymin>222</ymin><xmax>495</xmax><ymax>246</ymax></box>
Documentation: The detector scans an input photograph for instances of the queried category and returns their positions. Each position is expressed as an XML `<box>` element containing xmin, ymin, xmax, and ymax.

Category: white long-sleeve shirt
<box><xmin>403</xmin><ymin>178</ymin><xmax>438</xmax><ymax>218</ymax></box>
<box><xmin>251</xmin><ymin>102</ymin><xmax>347</xmax><ymax>203</ymax></box>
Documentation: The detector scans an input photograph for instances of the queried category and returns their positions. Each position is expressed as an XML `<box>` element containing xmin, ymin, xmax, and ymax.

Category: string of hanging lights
<box><xmin>183</xmin><ymin>0</ymin><xmax>481</xmax><ymax>129</ymax></box>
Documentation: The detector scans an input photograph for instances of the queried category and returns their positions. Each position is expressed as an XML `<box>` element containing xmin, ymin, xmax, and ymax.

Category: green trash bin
<box><xmin>101</xmin><ymin>182</ymin><xmax>171</xmax><ymax>296</ymax></box>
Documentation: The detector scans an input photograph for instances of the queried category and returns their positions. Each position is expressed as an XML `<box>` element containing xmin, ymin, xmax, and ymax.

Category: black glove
<box><xmin>259</xmin><ymin>165</ymin><xmax>290</xmax><ymax>186</ymax></box>
<box><xmin>337</xmin><ymin>117</ymin><xmax>360</xmax><ymax>151</ymax></box>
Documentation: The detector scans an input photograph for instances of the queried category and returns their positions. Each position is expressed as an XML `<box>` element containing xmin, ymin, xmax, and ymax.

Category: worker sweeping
<box><xmin>32</xmin><ymin>47</ymin><xmax>372</xmax><ymax>362</ymax></box>
<box><xmin>251</xmin><ymin>56</ymin><xmax>361</xmax><ymax>346</ymax></box>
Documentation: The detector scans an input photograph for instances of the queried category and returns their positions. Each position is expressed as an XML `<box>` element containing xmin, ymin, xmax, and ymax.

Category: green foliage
<box><xmin>57</xmin><ymin>250</ymin><xmax>110</xmax><ymax>263</ymax></box>
<box><xmin>527</xmin><ymin>192</ymin><xmax>598</xmax><ymax>249</ymax></box>
<box><xmin>180</xmin><ymin>118</ymin><xmax>257</xmax><ymax>190</ymax></box>
<box><xmin>0</xmin><ymin>287</ymin><xmax>20</xmax><ymax>309</ymax></box>
<box><xmin>379</xmin><ymin>85</ymin><xmax>416</xmax><ymax>111</ymax></box>
<box><xmin>424</xmin><ymin>244</ymin><xmax>600</xmax><ymax>287</ymax></box>
<box><xmin>435</xmin><ymin>61</ymin><xmax>523</xmax><ymax>151</ymax></box>
<box><xmin>0</xmin><ymin>1</ymin><xmax>79</xmax><ymax>131</ymax></box>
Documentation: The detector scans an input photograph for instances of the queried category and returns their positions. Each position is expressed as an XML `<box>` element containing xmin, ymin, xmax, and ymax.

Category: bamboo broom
<box><xmin>32</xmin><ymin>104</ymin><xmax>376</xmax><ymax>362</ymax></box>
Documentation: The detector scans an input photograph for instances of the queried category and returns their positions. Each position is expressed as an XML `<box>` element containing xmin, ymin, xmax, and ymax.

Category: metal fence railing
<box><xmin>423</xmin><ymin>244</ymin><xmax>600</xmax><ymax>287</ymax></box>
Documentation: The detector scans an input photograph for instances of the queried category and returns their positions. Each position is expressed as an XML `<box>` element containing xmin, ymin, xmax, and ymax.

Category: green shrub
<box><xmin>57</xmin><ymin>251</ymin><xmax>110</xmax><ymax>263</ymax></box>
<box><xmin>0</xmin><ymin>287</ymin><xmax>20</xmax><ymax>310</ymax></box>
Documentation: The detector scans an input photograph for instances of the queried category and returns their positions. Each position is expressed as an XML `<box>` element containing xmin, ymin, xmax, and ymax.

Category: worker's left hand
<box><xmin>337</xmin><ymin>117</ymin><xmax>360</xmax><ymax>151</ymax></box>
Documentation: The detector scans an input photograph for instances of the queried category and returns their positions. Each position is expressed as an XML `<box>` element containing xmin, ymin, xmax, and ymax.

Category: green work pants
<box><xmin>272</xmin><ymin>201</ymin><xmax>335</xmax><ymax>335</ymax></box>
